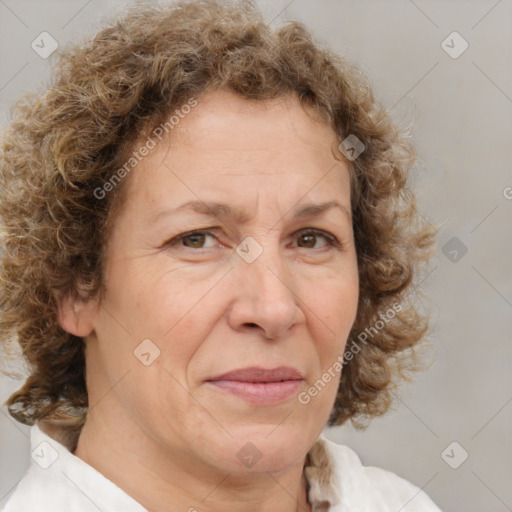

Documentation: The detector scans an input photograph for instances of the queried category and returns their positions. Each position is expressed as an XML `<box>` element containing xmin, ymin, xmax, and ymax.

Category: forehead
<box><xmin>122</xmin><ymin>90</ymin><xmax>350</xmax><ymax>218</ymax></box>
<box><xmin>168</xmin><ymin>91</ymin><xmax>336</xmax><ymax>164</ymax></box>
<box><xmin>170</xmin><ymin>90</ymin><xmax>333</xmax><ymax>148</ymax></box>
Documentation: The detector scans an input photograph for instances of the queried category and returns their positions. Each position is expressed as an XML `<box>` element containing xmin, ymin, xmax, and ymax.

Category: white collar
<box><xmin>3</xmin><ymin>425</ymin><xmax>440</xmax><ymax>512</ymax></box>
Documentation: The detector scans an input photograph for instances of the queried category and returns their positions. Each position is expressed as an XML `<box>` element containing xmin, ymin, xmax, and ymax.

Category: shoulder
<box><xmin>306</xmin><ymin>434</ymin><xmax>442</xmax><ymax>511</ymax></box>
<box><xmin>363</xmin><ymin>465</ymin><xmax>441</xmax><ymax>512</ymax></box>
<box><xmin>2</xmin><ymin>465</ymin><xmax>98</xmax><ymax>512</ymax></box>
<box><xmin>2</xmin><ymin>425</ymin><xmax>146</xmax><ymax>512</ymax></box>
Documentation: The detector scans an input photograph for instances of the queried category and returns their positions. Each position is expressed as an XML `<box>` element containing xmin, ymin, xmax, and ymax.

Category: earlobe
<box><xmin>54</xmin><ymin>292</ymin><xmax>96</xmax><ymax>337</ymax></box>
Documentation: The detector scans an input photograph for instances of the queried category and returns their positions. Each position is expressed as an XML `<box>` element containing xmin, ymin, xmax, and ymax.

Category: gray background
<box><xmin>1</xmin><ymin>1</ymin><xmax>511</xmax><ymax>511</ymax></box>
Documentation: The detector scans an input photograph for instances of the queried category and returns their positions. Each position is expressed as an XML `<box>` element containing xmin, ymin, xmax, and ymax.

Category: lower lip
<box><xmin>207</xmin><ymin>380</ymin><xmax>303</xmax><ymax>404</ymax></box>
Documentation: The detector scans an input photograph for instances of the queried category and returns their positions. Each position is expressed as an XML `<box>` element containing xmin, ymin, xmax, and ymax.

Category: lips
<box><xmin>206</xmin><ymin>366</ymin><xmax>304</xmax><ymax>404</ymax></box>
<box><xmin>208</xmin><ymin>366</ymin><xmax>304</xmax><ymax>383</ymax></box>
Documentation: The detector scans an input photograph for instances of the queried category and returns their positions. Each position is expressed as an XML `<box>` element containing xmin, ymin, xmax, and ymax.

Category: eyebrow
<box><xmin>152</xmin><ymin>199</ymin><xmax>351</xmax><ymax>224</ymax></box>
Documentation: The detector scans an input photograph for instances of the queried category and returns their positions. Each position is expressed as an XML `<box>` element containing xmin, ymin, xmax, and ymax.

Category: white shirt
<box><xmin>2</xmin><ymin>425</ymin><xmax>441</xmax><ymax>511</ymax></box>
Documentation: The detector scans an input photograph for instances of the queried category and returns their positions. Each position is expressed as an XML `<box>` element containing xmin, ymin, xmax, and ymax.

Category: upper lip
<box><xmin>207</xmin><ymin>366</ymin><xmax>304</xmax><ymax>383</ymax></box>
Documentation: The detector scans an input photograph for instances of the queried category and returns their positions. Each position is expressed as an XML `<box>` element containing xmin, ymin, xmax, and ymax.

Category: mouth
<box><xmin>206</xmin><ymin>366</ymin><xmax>304</xmax><ymax>404</ymax></box>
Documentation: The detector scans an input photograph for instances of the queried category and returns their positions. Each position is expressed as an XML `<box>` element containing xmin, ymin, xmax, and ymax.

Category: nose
<box><xmin>227</xmin><ymin>241</ymin><xmax>305</xmax><ymax>340</ymax></box>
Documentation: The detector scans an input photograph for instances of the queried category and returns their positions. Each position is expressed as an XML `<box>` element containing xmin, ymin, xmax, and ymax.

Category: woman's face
<box><xmin>81</xmin><ymin>90</ymin><xmax>359</xmax><ymax>474</ymax></box>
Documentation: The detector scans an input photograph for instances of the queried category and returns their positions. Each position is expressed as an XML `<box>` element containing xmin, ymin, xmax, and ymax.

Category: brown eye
<box><xmin>295</xmin><ymin>229</ymin><xmax>337</xmax><ymax>250</ymax></box>
<box><xmin>165</xmin><ymin>230</ymin><xmax>219</xmax><ymax>250</ymax></box>
<box><xmin>182</xmin><ymin>233</ymin><xmax>207</xmax><ymax>248</ymax></box>
<box><xmin>297</xmin><ymin>233</ymin><xmax>317</xmax><ymax>248</ymax></box>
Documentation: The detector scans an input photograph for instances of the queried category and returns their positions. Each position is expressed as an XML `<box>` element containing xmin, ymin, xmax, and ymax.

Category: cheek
<box><xmin>306</xmin><ymin>272</ymin><xmax>359</xmax><ymax>370</ymax></box>
<box><xmin>127</xmin><ymin>268</ymin><xmax>226</xmax><ymax>372</ymax></box>
<box><xmin>311</xmin><ymin>272</ymin><xmax>359</xmax><ymax>329</ymax></box>
<box><xmin>103</xmin><ymin>257</ymin><xmax>210</xmax><ymax>337</ymax></box>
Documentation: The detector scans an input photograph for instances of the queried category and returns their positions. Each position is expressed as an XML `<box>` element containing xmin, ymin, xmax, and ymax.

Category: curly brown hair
<box><xmin>0</xmin><ymin>0</ymin><xmax>435</xmax><ymax>443</ymax></box>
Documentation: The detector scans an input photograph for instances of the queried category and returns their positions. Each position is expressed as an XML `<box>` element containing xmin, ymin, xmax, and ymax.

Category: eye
<box><xmin>293</xmin><ymin>229</ymin><xmax>340</xmax><ymax>250</ymax></box>
<box><xmin>168</xmin><ymin>230</ymin><xmax>219</xmax><ymax>249</ymax></box>
<box><xmin>164</xmin><ymin>228</ymin><xmax>340</xmax><ymax>252</ymax></box>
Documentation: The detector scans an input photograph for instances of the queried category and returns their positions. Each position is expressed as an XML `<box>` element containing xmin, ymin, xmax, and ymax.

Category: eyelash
<box><xmin>165</xmin><ymin>228</ymin><xmax>341</xmax><ymax>251</ymax></box>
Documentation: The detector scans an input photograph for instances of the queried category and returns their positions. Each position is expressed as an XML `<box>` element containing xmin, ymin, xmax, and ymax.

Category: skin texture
<box><xmin>56</xmin><ymin>90</ymin><xmax>359</xmax><ymax>512</ymax></box>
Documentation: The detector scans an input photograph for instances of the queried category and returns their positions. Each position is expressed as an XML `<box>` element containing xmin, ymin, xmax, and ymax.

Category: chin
<box><xmin>207</xmin><ymin>425</ymin><xmax>311</xmax><ymax>474</ymax></box>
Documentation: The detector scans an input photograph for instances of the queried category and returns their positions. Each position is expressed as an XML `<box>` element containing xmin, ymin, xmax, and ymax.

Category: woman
<box><xmin>0</xmin><ymin>1</ymin><xmax>440</xmax><ymax>510</ymax></box>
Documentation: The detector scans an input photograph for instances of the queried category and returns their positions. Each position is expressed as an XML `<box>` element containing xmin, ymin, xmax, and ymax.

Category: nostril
<box><xmin>246</xmin><ymin>323</ymin><xmax>258</xmax><ymax>328</ymax></box>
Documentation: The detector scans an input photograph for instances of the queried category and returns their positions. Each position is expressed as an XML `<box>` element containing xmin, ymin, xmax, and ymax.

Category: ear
<box><xmin>54</xmin><ymin>291</ymin><xmax>97</xmax><ymax>338</ymax></box>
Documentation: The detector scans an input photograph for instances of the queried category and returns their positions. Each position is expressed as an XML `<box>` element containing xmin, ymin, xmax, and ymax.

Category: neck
<box><xmin>74</xmin><ymin>411</ymin><xmax>312</xmax><ymax>512</ymax></box>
